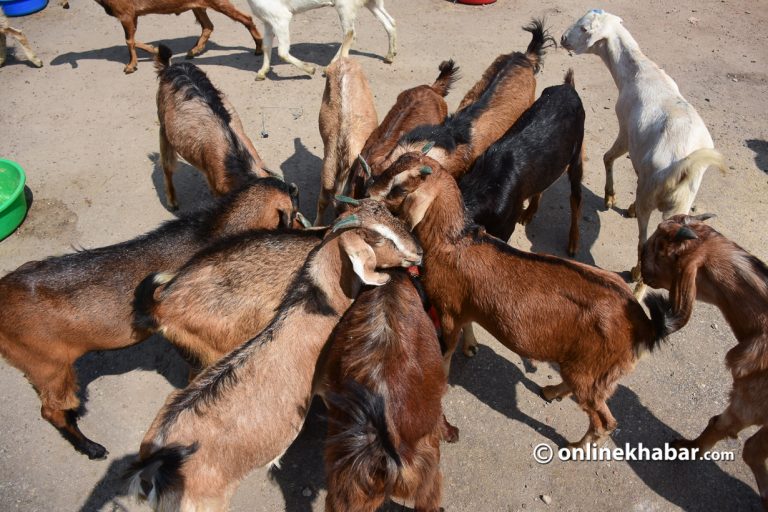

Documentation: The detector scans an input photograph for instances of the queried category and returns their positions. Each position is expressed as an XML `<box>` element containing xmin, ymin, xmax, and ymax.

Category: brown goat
<box><xmin>0</xmin><ymin>6</ymin><xmax>43</xmax><ymax>68</ymax></box>
<box><xmin>91</xmin><ymin>0</ymin><xmax>263</xmax><ymax>73</ymax></box>
<box><xmin>316</xmin><ymin>57</ymin><xmax>378</xmax><ymax>224</ymax></box>
<box><xmin>127</xmin><ymin>202</ymin><xmax>422</xmax><ymax>512</ymax></box>
<box><xmin>0</xmin><ymin>177</ymin><xmax>297</xmax><ymax>460</ymax></box>
<box><xmin>346</xmin><ymin>60</ymin><xmax>459</xmax><ymax>198</ymax></box>
<box><xmin>641</xmin><ymin>214</ymin><xmax>768</xmax><ymax>509</ymax></box>
<box><xmin>367</xmin><ymin>153</ymin><xmax>677</xmax><ymax>449</ymax></box>
<box><xmin>320</xmin><ymin>270</ymin><xmax>454</xmax><ymax>512</ymax></box>
<box><xmin>380</xmin><ymin>19</ymin><xmax>553</xmax><ymax>181</ymax></box>
<box><xmin>155</xmin><ymin>45</ymin><xmax>277</xmax><ymax>209</ymax></box>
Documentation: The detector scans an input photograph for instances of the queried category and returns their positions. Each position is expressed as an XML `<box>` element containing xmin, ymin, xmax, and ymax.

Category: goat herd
<box><xmin>1</xmin><ymin>5</ymin><xmax>767</xmax><ymax>512</ymax></box>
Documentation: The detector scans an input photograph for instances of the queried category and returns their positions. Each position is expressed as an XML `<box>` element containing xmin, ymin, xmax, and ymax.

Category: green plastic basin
<box><xmin>0</xmin><ymin>159</ymin><xmax>28</xmax><ymax>240</ymax></box>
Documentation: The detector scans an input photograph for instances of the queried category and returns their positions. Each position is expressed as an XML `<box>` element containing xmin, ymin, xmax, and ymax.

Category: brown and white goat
<box><xmin>0</xmin><ymin>177</ymin><xmax>297</xmax><ymax>460</ymax></box>
<box><xmin>641</xmin><ymin>215</ymin><xmax>768</xmax><ymax>509</ymax></box>
<box><xmin>316</xmin><ymin>57</ymin><xmax>378</xmax><ymax>224</ymax></box>
<box><xmin>91</xmin><ymin>0</ymin><xmax>263</xmax><ymax>73</ymax></box>
<box><xmin>127</xmin><ymin>201</ymin><xmax>422</xmax><ymax>511</ymax></box>
<box><xmin>367</xmin><ymin>153</ymin><xmax>678</xmax><ymax>448</ymax></box>
<box><xmin>0</xmin><ymin>6</ymin><xmax>43</xmax><ymax>68</ymax></box>
<box><xmin>380</xmin><ymin>19</ymin><xmax>553</xmax><ymax>181</ymax></box>
<box><xmin>320</xmin><ymin>269</ymin><xmax>455</xmax><ymax>512</ymax></box>
<box><xmin>155</xmin><ymin>45</ymin><xmax>277</xmax><ymax>209</ymax></box>
<box><xmin>346</xmin><ymin>60</ymin><xmax>459</xmax><ymax>198</ymax></box>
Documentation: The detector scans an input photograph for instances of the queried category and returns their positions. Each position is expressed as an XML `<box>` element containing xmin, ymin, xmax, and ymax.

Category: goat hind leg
<box><xmin>541</xmin><ymin>381</ymin><xmax>572</xmax><ymax>402</ymax></box>
<box><xmin>519</xmin><ymin>193</ymin><xmax>541</xmax><ymax>226</ymax></box>
<box><xmin>188</xmin><ymin>9</ymin><xmax>214</xmax><ymax>58</ymax></box>
<box><xmin>159</xmin><ymin>129</ymin><xmax>179</xmax><ymax>209</ymax></box>
<box><xmin>255</xmin><ymin>24</ymin><xmax>273</xmax><ymax>80</ymax></box>
<box><xmin>673</xmin><ymin>407</ymin><xmax>747</xmax><ymax>456</ymax></box>
<box><xmin>0</xmin><ymin>32</ymin><xmax>6</xmax><ymax>67</ymax></box>
<box><xmin>272</xmin><ymin>20</ymin><xmax>315</xmax><ymax>76</ymax></box>
<box><xmin>210</xmin><ymin>0</ymin><xmax>263</xmax><ymax>53</ymax></box>
<box><xmin>6</xmin><ymin>27</ymin><xmax>42</xmax><ymax>67</ymax></box>
<box><xmin>743</xmin><ymin>426</ymin><xmax>768</xmax><ymax>509</ymax></box>
<box><xmin>567</xmin><ymin>145</ymin><xmax>585</xmax><ymax>256</ymax></box>
<box><xmin>460</xmin><ymin>323</ymin><xmax>478</xmax><ymax>357</ymax></box>
<box><xmin>367</xmin><ymin>0</ymin><xmax>397</xmax><ymax>63</ymax></box>
<box><xmin>119</xmin><ymin>17</ymin><xmax>140</xmax><ymax>73</ymax></box>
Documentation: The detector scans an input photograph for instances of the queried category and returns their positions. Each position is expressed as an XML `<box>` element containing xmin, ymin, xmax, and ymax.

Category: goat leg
<box><xmin>672</xmin><ymin>410</ymin><xmax>746</xmax><ymax>457</ymax></box>
<box><xmin>519</xmin><ymin>194</ymin><xmax>541</xmax><ymax>226</ymax></box>
<box><xmin>603</xmin><ymin>131</ymin><xmax>628</xmax><ymax>209</ymax></box>
<box><xmin>5</xmin><ymin>27</ymin><xmax>43</xmax><ymax>67</ymax></box>
<box><xmin>42</xmin><ymin>407</ymin><xmax>108</xmax><ymax>460</ymax></box>
<box><xmin>119</xmin><ymin>16</ymin><xmax>140</xmax><ymax>74</ymax></box>
<box><xmin>0</xmin><ymin>32</ymin><xmax>6</xmax><ymax>67</ymax></box>
<box><xmin>188</xmin><ymin>9</ymin><xmax>214</xmax><ymax>58</ymax></box>
<box><xmin>440</xmin><ymin>414</ymin><xmax>459</xmax><ymax>443</ymax></box>
<box><xmin>540</xmin><ymin>381</ymin><xmax>571</xmax><ymax>402</ymax></box>
<box><xmin>743</xmin><ymin>426</ymin><xmax>768</xmax><ymax>510</ymax></box>
<box><xmin>460</xmin><ymin>323</ymin><xmax>478</xmax><ymax>357</ymax></box>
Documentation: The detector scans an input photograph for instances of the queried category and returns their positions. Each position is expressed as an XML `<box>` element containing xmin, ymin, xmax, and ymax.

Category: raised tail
<box><xmin>325</xmin><ymin>380</ymin><xmax>401</xmax><ymax>496</ymax></box>
<box><xmin>431</xmin><ymin>59</ymin><xmax>460</xmax><ymax>97</ymax></box>
<box><xmin>154</xmin><ymin>44</ymin><xmax>173</xmax><ymax>74</ymax></box>
<box><xmin>523</xmin><ymin>18</ymin><xmax>556</xmax><ymax>73</ymax></box>
<box><xmin>564</xmin><ymin>68</ymin><xmax>575</xmax><ymax>87</ymax></box>
<box><xmin>662</xmin><ymin>148</ymin><xmax>727</xmax><ymax>199</ymax></box>
<box><xmin>125</xmin><ymin>443</ymin><xmax>197</xmax><ymax>509</ymax></box>
<box><xmin>636</xmin><ymin>292</ymin><xmax>683</xmax><ymax>356</ymax></box>
<box><xmin>132</xmin><ymin>272</ymin><xmax>175</xmax><ymax>332</ymax></box>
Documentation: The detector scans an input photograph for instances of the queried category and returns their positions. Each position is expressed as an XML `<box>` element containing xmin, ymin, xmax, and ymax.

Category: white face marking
<box><xmin>371</xmin><ymin>224</ymin><xmax>417</xmax><ymax>259</ymax></box>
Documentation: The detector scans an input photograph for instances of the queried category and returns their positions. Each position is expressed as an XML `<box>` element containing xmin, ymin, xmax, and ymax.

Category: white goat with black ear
<box><xmin>247</xmin><ymin>0</ymin><xmax>397</xmax><ymax>80</ymax></box>
<box><xmin>126</xmin><ymin>200</ymin><xmax>421</xmax><ymax>512</ymax></box>
<box><xmin>561</xmin><ymin>10</ymin><xmax>726</xmax><ymax>286</ymax></box>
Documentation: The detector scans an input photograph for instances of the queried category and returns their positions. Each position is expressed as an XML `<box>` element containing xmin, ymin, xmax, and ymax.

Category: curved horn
<box><xmin>673</xmin><ymin>226</ymin><xmax>698</xmax><ymax>242</ymax></box>
<box><xmin>690</xmin><ymin>213</ymin><xmax>716</xmax><ymax>223</ymax></box>
<box><xmin>421</xmin><ymin>141</ymin><xmax>435</xmax><ymax>154</ymax></box>
<box><xmin>335</xmin><ymin>195</ymin><xmax>361</xmax><ymax>206</ymax></box>
<box><xmin>295</xmin><ymin>212</ymin><xmax>312</xmax><ymax>228</ymax></box>
<box><xmin>332</xmin><ymin>214</ymin><xmax>362</xmax><ymax>233</ymax></box>
<box><xmin>358</xmin><ymin>155</ymin><xmax>372</xmax><ymax>177</ymax></box>
<box><xmin>420</xmin><ymin>166</ymin><xmax>433</xmax><ymax>175</ymax></box>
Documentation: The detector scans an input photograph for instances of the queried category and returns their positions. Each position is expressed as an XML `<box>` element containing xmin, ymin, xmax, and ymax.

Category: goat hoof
<box><xmin>82</xmin><ymin>441</ymin><xmax>109</xmax><ymax>460</ymax></box>
<box><xmin>123</xmin><ymin>64</ymin><xmax>137</xmax><ymax>74</ymax></box>
<box><xmin>31</xmin><ymin>59</ymin><xmax>43</xmax><ymax>68</ymax></box>
<box><xmin>441</xmin><ymin>418</ymin><xmax>460</xmax><ymax>443</ymax></box>
<box><xmin>255</xmin><ymin>74</ymin><xmax>267</xmax><ymax>81</ymax></box>
<box><xmin>626</xmin><ymin>202</ymin><xmax>637</xmax><ymax>218</ymax></box>
<box><xmin>604</xmin><ymin>194</ymin><xmax>616</xmax><ymax>209</ymax></box>
<box><xmin>384</xmin><ymin>54</ymin><xmax>395</xmax><ymax>64</ymax></box>
<box><xmin>630</xmin><ymin>265</ymin><xmax>642</xmax><ymax>283</ymax></box>
<box><xmin>463</xmin><ymin>345</ymin><xmax>478</xmax><ymax>358</ymax></box>
<box><xmin>185</xmin><ymin>51</ymin><xmax>196</xmax><ymax>59</ymax></box>
<box><xmin>305</xmin><ymin>66</ymin><xmax>317</xmax><ymax>76</ymax></box>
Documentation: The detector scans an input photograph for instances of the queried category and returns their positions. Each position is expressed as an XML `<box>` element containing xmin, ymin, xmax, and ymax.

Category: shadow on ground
<box><xmin>746</xmin><ymin>139</ymin><xmax>768</xmax><ymax>173</ymax></box>
<box><xmin>281</xmin><ymin>138</ymin><xmax>323</xmax><ymax>219</ymax></box>
<box><xmin>148</xmin><ymin>152</ymin><xmax>215</xmax><ymax>216</ymax></box>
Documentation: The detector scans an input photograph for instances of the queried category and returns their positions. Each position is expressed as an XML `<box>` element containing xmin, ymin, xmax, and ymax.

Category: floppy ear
<box><xmin>401</xmin><ymin>183</ymin><xmax>439</xmax><ymax>230</ymax></box>
<box><xmin>585</xmin><ymin>13</ymin><xmax>618</xmax><ymax>48</ymax></box>
<box><xmin>278</xmin><ymin>209</ymin><xmax>293</xmax><ymax>229</ymax></box>
<box><xmin>339</xmin><ymin>231</ymin><xmax>390</xmax><ymax>286</ymax></box>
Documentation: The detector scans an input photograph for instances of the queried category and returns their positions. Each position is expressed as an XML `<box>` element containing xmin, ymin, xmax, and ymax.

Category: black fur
<box><xmin>460</xmin><ymin>77</ymin><xmax>585</xmax><ymax>242</ymax></box>
<box><xmin>326</xmin><ymin>380</ymin><xmax>402</xmax><ymax>493</ymax></box>
<box><xmin>523</xmin><ymin>18</ymin><xmax>556</xmax><ymax>72</ymax></box>
<box><xmin>433</xmin><ymin>59</ymin><xmax>461</xmax><ymax>96</ymax></box>
<box><xmin>643</xmin><ymin>292</ymin><xmax>676</xmax><ymax>349</ymax></box>
<box><xmin>125</xmin><ymin>443</ymin><xmax>198</xmax><ymax>500</ymax></box>
<box><xmin>132</xmin><ymin>272</ymin><xmax>166</xmax><ymax>332</ymax></box>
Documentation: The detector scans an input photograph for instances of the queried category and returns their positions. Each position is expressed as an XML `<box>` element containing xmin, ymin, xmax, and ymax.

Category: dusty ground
<box><xmin>1</xmin><ymin>0</ymin><xmax>767</xmax><ymax>510</ymax></box>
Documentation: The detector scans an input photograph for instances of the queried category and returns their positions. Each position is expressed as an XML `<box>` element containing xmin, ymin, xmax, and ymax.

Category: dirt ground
<box><xmin>1</xmin><ymin>0</ymin><xmax>767</xmax><ymax>510</ymax></box>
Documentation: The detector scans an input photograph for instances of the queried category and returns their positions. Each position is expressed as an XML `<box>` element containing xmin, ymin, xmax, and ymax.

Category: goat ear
<box><xmin>278</xmin><ymin>209</ymin><xmax>292</xmax><ymax>229</ymax></box>
<box><xmin>339</xmin><ymin>231</ymin><xmax>390</xmax><ymax>286</ymax></box>
<box><xmin>585</xmin><ymin>16</ymin><xmax>608</xmax><ymax>48</ymax></box>
<box><xmin>402</xmin><ymin>184</ymin><xmax>438</xmax><ymax>230</ymax></box>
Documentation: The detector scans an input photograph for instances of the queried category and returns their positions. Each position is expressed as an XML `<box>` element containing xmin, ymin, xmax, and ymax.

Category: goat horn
<box><xmin>332</xmin><ymin>214</ymin><xmax>361</xmax><ymax>232</ymax></box>
<box><xmin>673</xmin><ymin>226</ymin><xmax>698</xmax><ymax>242</ymax></box>
<box><xmin>690</xmin><ymin>213</ymin><xmax>716</xmax><ymax>223</ymax></box>
<box><xmin>421</xmin><ymin>141</ymin><xmax>435</xmax><ymax>154</ymax></box>
<box><xmin>420</xmin><ymin>166</ymin><xmax>433</xmax><ymax>175</ymax></box>
<box><xmin>295</xmin><ymin>212</ymin><xmax>312</xmax><ymax>228</ymax></box>
<box><xmin>335</xmin><ymin>195</ymin><xmax>361</xmax><ymax>206</ymax></box>
<box><xmin>358</xmin><ymin>155</ymin><xmax>372</xmax><ymax>177</ymax></box>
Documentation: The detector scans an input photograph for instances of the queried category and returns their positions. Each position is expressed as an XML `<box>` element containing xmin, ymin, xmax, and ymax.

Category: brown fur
<box><xmin>368</xmin><ymin>153</ymin><xmax>673</xmax><ymax>449</ymax></box>
<box><xmin>128</xmin><ymin>201</ymin><xmax>422</xmax><ymax>511</ymax></box>
<box><xmin>316</xmin><ymin>57</ymin><xmax>378</xmax><ymax>224</ymax></box>
<box><xmin>320</xmin><ymin>271</ymin><xmax>452</xmax><ymax>511</ymax></box>
<box><xmin>0</xmin><ymin>179</ymin><xmax>296</xmax><ymax>459</ymax></box>
<box><xmin>0</xmin><ymin>6</ymin><xmax>43</xmax><ymax>68</ymax></box>
<box><xmin>347</xmin><ymin>60</ymin><xmax>458</xmax><ymax>198</ymax></box>
<box><xmin>92</xmin><ymin>0</ymin><xmax>262</xmax><ymax>74</ymax></box>
<box><xmin>642</xmin><ymin>215</ymin><xmax>768</xmax><ymax>508</ymax></box>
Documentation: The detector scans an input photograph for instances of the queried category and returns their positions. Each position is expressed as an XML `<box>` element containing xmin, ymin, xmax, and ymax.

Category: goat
<box><xmin>0</xmin><ymin>6</ymin><xmax>43</xmax><ymax>68</ymax></box>
<box><xmin>561</xmin><ymin>10</ymin><xmax>727</xmax><ymax>284</ymax></box>
<box><xmin>366</xmin><ymin>152</ymin><xmax>679</xmax><ymax>449</ymax></box>
<box><xmin>457</xmin><ymin>69</ymin><xmax>584</xmax><ymax>357</ymax></box>
<box><xmin>0</xmin><ymin>177</ymin><xmax>298</xmax><ymax>460</ymax></box>
<box><xmin>346</xmin><ymin>59</ymin><xmax>459</xmax><ymax>198</ymax></box>
<box><xmin>91</xmin><ymin>0</ymin><xmax>263</xmax><ymax>74</ymax></box>
<box><xmin>316</xmin><ymin>57</ymin><xmax>378</xmax><ymax>224</ymax></box>
<box><xmin>320</xmin><ymin>269</ymin><xmax>457</xmax><ymax>512</ymax></box>
<box><xmin>461</xmin><ymin>69</ymin><xmax>585</xmax><ymax>254</ymax></box>
<box><xmin>247</xmin><ymin>0</ymin><xmax>397</xmax><ymax>80</ymax></box>
<box><xmin>155</xmin><ymin>45</ymin><xmax>279</xmax><ymax>209</ymax></box>
<box><xmin>641</xmin><ymin>214</ymin><xmax>768</xmax><ymax>509</ymax></box>
<box><xmin>126</xmin><ymin>201</ymin><xmax>422</xmax><ymax>511</ymax></box>
<box><xmin>380</xmin><ymin>19</ymin><xmax>553</xmax><ymax>181</ymax></box>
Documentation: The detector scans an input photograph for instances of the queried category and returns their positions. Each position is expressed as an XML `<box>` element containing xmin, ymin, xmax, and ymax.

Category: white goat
<box><xmin>0</xmin><ymin>6</ymin><xmax>43</xmax><ymax>68</ymax></box>
<box><xmin>246</xmin><ymin>0</ymin><xmax>397</xmax><ymax>80</ymax></box>
<box><xmin>561</xmin><ymin>10</ymin><xmax>726</xmax><ymax>285</ymax></box>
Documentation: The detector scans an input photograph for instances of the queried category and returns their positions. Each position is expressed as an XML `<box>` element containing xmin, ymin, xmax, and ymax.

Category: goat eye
<box><xmin>581</xmin><ymin>26</ymin><xmax>588</xmax><ymax>32</ymax></box>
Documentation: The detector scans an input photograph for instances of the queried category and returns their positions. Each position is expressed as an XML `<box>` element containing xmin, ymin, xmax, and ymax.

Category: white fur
<box><xmin>247</xmin><ymin>0</ymin><xmax>397</xmax><ymax>80</ymax></box>
<box><xmin>562</xmin><ymin>10</ymin><xmax>726</xmax><ymax>279</ymax></box>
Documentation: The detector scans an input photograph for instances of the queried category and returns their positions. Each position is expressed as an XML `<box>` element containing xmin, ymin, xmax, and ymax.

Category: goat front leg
<box><xmin>273</xmin><ymin>18</ymin><xmax>315</xmax><ymax>76</ymax></box>
<box><xmin>672</xmin><ymin>407</ymin><xmax>748</xmax><ymax>456</ymax></box>
<box><xmin>6</xmin><ymin>27</ymin><xmax>43</xmax><ymax>67</ymax></box>
<box><xmin>366</xmin><ymin>0</ymin><xmax>397</xmax><ymax>63</ymax></box>
<box><xmin>631</xmin><ymin>199</ymin><xmax>653</xmax><ymax>283</ymax></box>
<box><xmin>159</xmin><ymin>128</ymin><xmax>179</xmax><ymax>209</ymax></box>
<box><xmin>332</xmin><ymin>4</ymin><xmax>357</xmax><ymax>63</ymax></box>
<box><xmin>743</xmin><ymin>426</ymin><xmax>768</xmax><ymax>509</ymax></box>
<box><xmin>460</xmin><ymin>323</ymin><xmax>478</xmax><ymax>357</ymax></box>
<box><xmin>541</xmin><ymin>381</ymin><xmax>572</xmax><ymax>402</ymax></box>
<box><xmin>519</xmin><ymin>193</ymin><xmax>541</xmax><ymax>226</ymax></box>
<box><xmin>0</xmin><ymin>32</ymin><xmax>6</xmax><ymax>67</ymax></box>
<box><xmin>603</xmin><ymin>130</ymin><xmax>628</xmax><ymax>209</ymax></box>
<box><xmin>440</xmin><ymin>317</ymin><xmax>461</xmax><ymax>377</ymax></box>
<box><xmin>255</xmin><ymin>24</ymin><xmax>273</xmax><ymax>80</ymax></box>
<box><xmin>188</xmin><ymin>9</ymin><xmax>214</xmax><ymax>58</ymax></box>
<box><xmin>119</xmin><ymin>16</ymin><xmax>140</xmax><ymax>74</ymax></box>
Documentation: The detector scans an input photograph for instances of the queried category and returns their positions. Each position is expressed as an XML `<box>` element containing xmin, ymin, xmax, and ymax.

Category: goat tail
<box><xmin>523</xmin><ymin>18</ymin><xmax>556</xmax><ymax>73</ymax></box>
<box><xmin>564</xmin><ymin>68</ymin><xmax>575</xmax><ymax>87</ymax></box>
<box><xmin>133</xmin><ymin>272</ymin><xmax>175</xmax><ymax>332</ymax></box>
<box><xmin>662</xmin><ymin>148</ymin><xmax>727</xmax><ymax>197</ymax></box>
<box><xmin>325</xmin><ymin>380</ymin><xmax>401</xmax><ymax>496</ymax></box>
<box><xmin>432</xmin><ymin>59</ymin><xmax>460</xmax><ymax>97</ymax></box>
<box><xmin>155</xmin><ymin>45</ymin><xmax>173</xmax><ymax>74</ymax></box>
<box><xmin>636</xmin><ymin>292</ymin><xmax>680</xmax><ymax>357</ymax></box>
<box><xmin>125</xmin><ymin>443</ymin><xmax>198</xmax><ymax>509</ymax></box>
